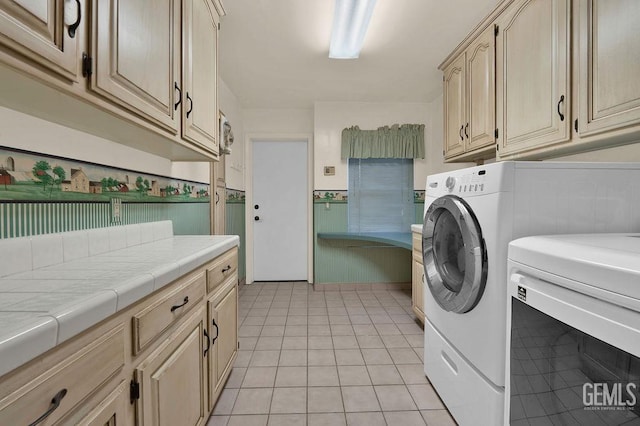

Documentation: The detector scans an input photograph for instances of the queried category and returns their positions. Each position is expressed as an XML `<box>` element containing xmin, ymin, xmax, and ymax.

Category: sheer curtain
<box><xmin>348</xmin><ymin>158</ymin><xmax>413</xmax><ymax>233</ymax></box>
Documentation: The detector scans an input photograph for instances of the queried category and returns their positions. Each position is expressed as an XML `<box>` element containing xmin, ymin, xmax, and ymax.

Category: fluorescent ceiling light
<box><xmin>329</xmin><ymin>0</ymin><xmax>377</xmax><ymax>59</ymax></box>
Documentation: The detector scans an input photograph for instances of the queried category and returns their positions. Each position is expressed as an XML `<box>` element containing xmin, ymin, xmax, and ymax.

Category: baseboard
<box><xmin>312</xmin><ymin>282</ymin><xmax>411</xmax><ymax>292</ymax></box>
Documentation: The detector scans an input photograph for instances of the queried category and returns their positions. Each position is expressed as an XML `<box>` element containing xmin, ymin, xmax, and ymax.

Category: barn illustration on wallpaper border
<box><xmin>0</xmin><ymin>148</ymin><xmax>209</xmax><ymax>203</ymax></box>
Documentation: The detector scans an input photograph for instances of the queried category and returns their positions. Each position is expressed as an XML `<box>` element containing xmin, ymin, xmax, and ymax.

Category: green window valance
<box><xmin>340</xmin><ymin>123</ymin><xmax>425</xmax><ymax>159</ymax></box>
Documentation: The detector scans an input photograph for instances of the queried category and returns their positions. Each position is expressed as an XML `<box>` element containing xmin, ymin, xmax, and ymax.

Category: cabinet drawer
<box><xmin>0</xmin><ymin>325</ymin><xmax>124</xmax><ymax>426</ymax></box>
<box><xmin>133</xmin><ymin>271</ymin><xmax>206</xmax><ymax>354</ymax></box>
<box><xmin>207</xmin><ymin>247</ymin><xmax>238</xmax><ymax>293</ymax></box>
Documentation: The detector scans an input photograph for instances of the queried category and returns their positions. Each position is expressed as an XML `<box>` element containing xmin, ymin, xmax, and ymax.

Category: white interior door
<box><xmin>252</xmin><ymin>140</ymin><xmax>308</xmax><ymax>281</ymax></box>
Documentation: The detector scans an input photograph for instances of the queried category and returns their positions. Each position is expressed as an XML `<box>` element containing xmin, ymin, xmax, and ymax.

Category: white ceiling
<box><xmin>219</xmin><ymin>0</ymin><xmax>500</xmax><ymax>109</ymax></box>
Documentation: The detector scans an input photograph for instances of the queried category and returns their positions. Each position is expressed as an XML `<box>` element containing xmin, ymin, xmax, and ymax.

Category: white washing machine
<box><xmin>506</xmin><ymin>234</ymin><xmax>640</xmax><ymax>425</ymax></box>
<box><xmin>422</xmin><ymin>162</ymin><xmax>640</xmax><ymax>426</ymax></box>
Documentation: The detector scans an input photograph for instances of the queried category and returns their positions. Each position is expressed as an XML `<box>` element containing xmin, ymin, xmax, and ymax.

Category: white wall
<box><xmin>417</xmin><ymin>95</ymin><xmax>474</xmax><ymax>186</ymax></box>
<box><xmin>243</xmin><ymin>108</ymin><xmax>314</xmax><ymax>135</ymax></box>
<box><xmin>0</xmin><ymin>107</ymin><xmax>210</xmax><ymax>183</ymax></box>
<box><xmin>314</xmin><ymin>100</ymin><xmax>470</xmax><ymax>190</ymax></box>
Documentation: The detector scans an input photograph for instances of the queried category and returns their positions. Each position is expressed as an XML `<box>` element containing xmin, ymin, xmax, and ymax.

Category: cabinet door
<box><xmin>182</xmin><ymin>0</ymin><xmax>219</xmax><ymax>154</ymax></box>
<box><xmin>208</xmin><ymin>277</ymin><xmax>238</xmax><ymax>410</ymax></box>
<box><xmin>496</xmin><ymin>0</ymin><xmax>570</xmax><ymax>156</ymax></box>
<box><xmin>443</xmin><ymin>54</ymin><xmax>466</xmax><ymax>159</ymax></box>
<box><xmin>578</xmin><ymin>0</ymin><xmax>640</xmax><ymax>136</ymax></box>
<box><xmin>466</xmin><ymin>25</ymin><xmax>495</xmax><ymax>152</ymax></box>
<box><xmin>91</xmin><ymin>0</ymin><xmax>180</xmax><ymax>134</ymax></box>
<box><xmin>0</xmin><ymin>0</ymin><xmax>81</xmax><ymax>80</ymax></box>
<box><xmin>76</xmin><ymin>380</ymin><xmax>128</xmax><ymax>426</ymax></box>
<box><xmin>135</xmin><ymin>307</ymin><xmax>208</xmax><ymax>426</ymax></box>
<box><xmin>412</xmin><ymin>259</ymin><xmax>425</xmax><ymax>324</ymax></box>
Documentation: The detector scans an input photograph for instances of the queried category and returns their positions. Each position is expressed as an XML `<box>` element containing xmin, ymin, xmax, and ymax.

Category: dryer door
<box><xmin>422</xmin><ymin>195</ymin><xmax>487</xmax><ymax>313</ymax></box>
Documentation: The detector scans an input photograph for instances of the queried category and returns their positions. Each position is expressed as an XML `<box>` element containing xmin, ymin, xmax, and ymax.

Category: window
<box><xmin>348</xmin><ymin>158</ymin><xmax>413</xmax><ymax>232</ymax></box>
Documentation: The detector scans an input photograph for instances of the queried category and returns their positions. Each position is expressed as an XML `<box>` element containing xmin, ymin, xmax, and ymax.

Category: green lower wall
<box><xmin>0</xmin><ymin>201</ymin><xmax>210</xmax><ymax>238</ymax></box>
<box><xmin>415</xmin><ymin>203</ymin><xmax>424</xmax><ymax>224</ymax></box>
<box><xmin>226</xmin><ymin>201</ymin><xmax>246</xmax><ymax>281</ymax></box>
<box><xmin>0</xmin><ymin>196</ymin><xmax>247</xmax><ymax>281</ymax></box>
<box><xmin>313</xmin><ymin>202</ymin><xmax>424</xmax><ymax>284</ymax></box>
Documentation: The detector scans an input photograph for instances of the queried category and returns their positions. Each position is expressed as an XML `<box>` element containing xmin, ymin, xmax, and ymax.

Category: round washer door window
<box><xmin>422</xmin><ymin>195</ymin><xmax>487</xmax><ymax>313</ymax></box>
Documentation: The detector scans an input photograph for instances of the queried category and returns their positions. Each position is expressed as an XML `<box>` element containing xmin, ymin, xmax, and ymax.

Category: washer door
<box><xmin>422</xmin><ymin>195</ymin><xmax>487</xmax><ymax>313</ymax></box>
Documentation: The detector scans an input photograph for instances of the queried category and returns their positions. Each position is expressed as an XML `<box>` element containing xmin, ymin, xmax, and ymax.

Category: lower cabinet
<box><xmin>207</xmin><ymin>276</ymin><xmax>238</xmax><ymax>410</ymax></box>
<box><xmin>0</xmin><ymin>248</ymin><xmax>239</xmax><ymax>426</ymax></box>
<box><xmin>412</xmin><ymin>256</ymin><xmax>425</xmax><ymax>325</ymax></box>
<box><xmin>0</xmin><ymin>325</ymin><xmax>125</xmax><ymax>426</ymax></box>
<box><xmin>77</xmin><ymin>380</ymin><xmax>129</xmax><ymax>426</ymax></box>
<box><xmin>135</xmin><ymin>307</ymin><xmax>208</xmax><ymax>426</ymax></box>
<box><xmin>411</xmin><ymin>231</ymin><xmax>425</xmax><ymax>325</ymax></box>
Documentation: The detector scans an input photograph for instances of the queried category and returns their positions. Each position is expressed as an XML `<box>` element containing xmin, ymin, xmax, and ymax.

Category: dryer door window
<box><xmin>422</xmin><ymin>195</ymin><xmax>487</xmax><ymax>313</ymax></box>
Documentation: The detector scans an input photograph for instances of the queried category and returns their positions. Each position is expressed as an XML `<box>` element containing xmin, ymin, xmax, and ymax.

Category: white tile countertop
<box><xmin>0</xmin><ymin>221</ymin><xmax>239</xmax><ymax>377</ymax></box>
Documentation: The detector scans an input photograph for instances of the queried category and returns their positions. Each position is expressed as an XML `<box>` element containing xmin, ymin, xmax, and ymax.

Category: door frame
<box><xmin>245</xmin><ymin>133</ymin><xmax>314</xmax><ymax>284</ymax></box>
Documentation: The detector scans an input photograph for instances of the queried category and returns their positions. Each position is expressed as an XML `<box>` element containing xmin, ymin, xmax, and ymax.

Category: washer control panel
<box><xmin>445</xmin><ymin>176</ymin><xmax>456</xmax><ymax>192</ymax></box>
<box><xmin>445</xmin><ymin>169</ymin><xmax>487</xmax><ymax>195</ymax></box>
<box><xmin>426</xmin><ymin>165</ymin><xmax>501</xmax><ymax>198</ymax></box>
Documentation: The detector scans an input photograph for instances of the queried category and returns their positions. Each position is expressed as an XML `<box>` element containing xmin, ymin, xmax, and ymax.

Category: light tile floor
<box><xmin>207</xmin><ymin>282</ymin><xmax>457</xmax><ymax>426</ymax></box>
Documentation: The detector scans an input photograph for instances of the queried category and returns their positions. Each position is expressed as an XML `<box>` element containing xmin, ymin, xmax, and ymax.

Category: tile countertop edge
<box><xmin>411</xmin><ymin>224</ymin><xmax>423</xmax><ymax>234</ymax></box>
<box><xmin>0</xmin><ymin>315</ymin><xmax>58</xmax><ymax>377</ymax></box>
<box><xmin>0</xmin><ymin>235</ymin><xmax>240</xmax><ymax>379</ymax></box>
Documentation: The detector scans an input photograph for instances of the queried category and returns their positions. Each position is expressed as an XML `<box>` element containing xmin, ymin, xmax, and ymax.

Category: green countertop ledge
<box><xmin>317</xmin><ymin>232</ymin><xmax>413</xmax><ymax>250</ymax></box>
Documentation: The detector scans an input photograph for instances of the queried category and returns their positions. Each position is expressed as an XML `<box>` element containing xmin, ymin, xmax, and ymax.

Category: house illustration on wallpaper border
<box><xmin>61</xmin><ymin>168</ymin><xmax>103</xmax><ymax>194</ymax></box>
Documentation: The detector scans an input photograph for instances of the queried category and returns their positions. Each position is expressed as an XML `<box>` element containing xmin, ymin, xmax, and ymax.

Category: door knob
<box><xmin>254</xmin><ymin>216</ymin><xmax>260</xmax><ymax>221</ymax></box>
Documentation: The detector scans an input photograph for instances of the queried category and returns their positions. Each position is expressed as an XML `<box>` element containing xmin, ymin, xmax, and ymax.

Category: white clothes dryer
<box><xmin>422</xmin><ymin>162</ymin><xmax>640</xmax><ymax>426</ymax></box>
<box><xmin>506</xmin><ymin>234</ymin><xmax>640</xmax><ymax>425</ymax></box>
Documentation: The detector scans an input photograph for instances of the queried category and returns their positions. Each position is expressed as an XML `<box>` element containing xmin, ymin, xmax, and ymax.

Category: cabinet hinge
<box><xmin>494</xmin><ymin>128</ymin><xmax>499</xmax><ymax>139</ymax></box>
<box><xmin>218</xmin><ymin>22</ymin><xmax>220</xmax><ymax>30</ymax></box>
<box><xmin>574</xmin><ymin>118</ymin><xmax>578</xmax><ymax>132</ymax></box>
<box><xmin>494</xmin><ymin>25</ymin><xmax>499</xmax><ymax>36</ymax></box>
<box><xmin>82</xmin><ymin>53</ymin><xmax>92</xmax><ymax>78</ymax></box>
<box><xmin>442</xmin><ymin>150</ymin><xmax>445</xmax><ymax>156</ymax></box>
<box><xmin>238</xmin><ymin>341</ymin><xmax>240</xmax><ymax>349</ymax></box>
<box><xmin>130</xmin><ymin>380</ymin><xmax>140</xmax><ymax>403</ymax></box>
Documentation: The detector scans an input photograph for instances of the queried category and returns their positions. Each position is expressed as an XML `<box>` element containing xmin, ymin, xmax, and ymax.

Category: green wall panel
<box><xmin>313</xmin><ymin>203</ymin><xmax>411</xmax><ymax>284</ymax></box>
<box><xmin>313</xmin><ymin>201</ymin><xmax>426</xmax><ymax>284</ymax></box>
<box><xmin>0</xmin><ymin>202</ymin><xmax>210</xmax><ymax>239</ymax></box>
<box><xmin>167</xmin><ymin>203</ymin><xmax>210</xmax><ymax>235</ymax></box>
<box><xmin>226</xmin><ymin>202</ymin><xmax>246</xmax><ymax>280</ymax></box>
<box><xmin>415</xmin><ymin>203</ymin><xmax>424</xmax><ymax>225</ymax></box>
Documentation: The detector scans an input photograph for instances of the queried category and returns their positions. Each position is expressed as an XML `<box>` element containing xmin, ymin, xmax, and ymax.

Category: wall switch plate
<box><xmin>110</xmin><ymin>198</ymin><xmax>122</xmax><ymax>224</ymax></box>
<box><xmin>324</xmin><ymin>166</ymin><xmax>335</xmax><ymax>176</ymax></box>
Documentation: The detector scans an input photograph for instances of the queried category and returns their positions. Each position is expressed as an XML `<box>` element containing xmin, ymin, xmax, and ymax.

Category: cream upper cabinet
<box><xmin>182</xmin><ymin>0</ymin><xmax>219</xmax><ymax>155</ymax></box>
<box><xmin>0</xmin><ymin>0</ymin><xmax>82</xmax><ymax>80</ymax></box>
<box><xmin>207</xmin><ymin>277</ymin><xmax>238</xmax><ymax>410</ymax></box>
<box><xmin>443</xmin><ymin>55</ymin><xmax>466</xmax><ymax>159</ymax></box>
<box><xmin>91</xmin><ymin>0</ymin><xmax>181</xmax><ymax>134</ymax></box>
<box><xmin>442</xmin><ymin>25</ymin><xmax>495</xmax><ymax>162</ymax></box>
<box><xmin>496</xmin><ymin>0</ymin><xmax>570</xmax><ymax>157</ymax></box>
<box><xmin>466</xmin><ymin>26</ymin><xmax>496</xmax><ymax>152</ymax></box>
<box><xmin>577</xmin><ymin>0</ymin><xmax>640</xmax><ymax>136</ymax></box>
<box><xmin>135</xmin><ymin>307</ymin><xmax>208</xmax><ymax>426</ymax></box>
